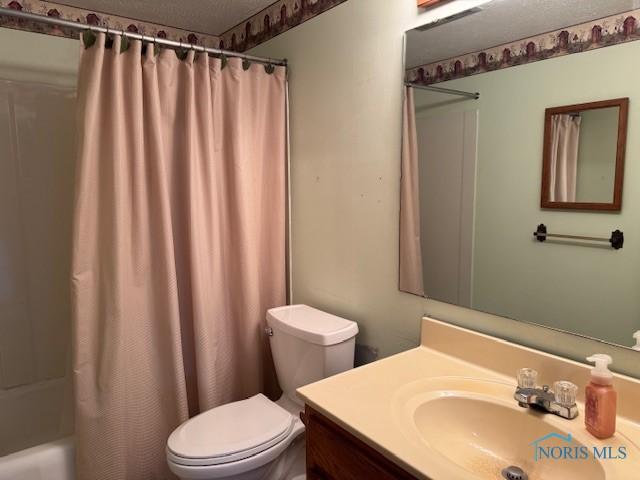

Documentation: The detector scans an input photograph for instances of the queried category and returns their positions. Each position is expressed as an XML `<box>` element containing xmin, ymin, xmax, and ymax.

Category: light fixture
<box><xmin>415</xmin><ymin>0</ymin><xmax>494</xmax><ymax>31</ymax></box>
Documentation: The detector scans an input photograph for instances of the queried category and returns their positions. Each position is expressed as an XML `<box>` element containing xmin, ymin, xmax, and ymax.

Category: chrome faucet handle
<box><xmin>517</xmin><ymin>368</ymin><xmax>538</xmax><ymax>389</ymax></box>
<box><xmin>553</xmin><ymin>380</ymin><xmax>578</xmax><ymax>407</ymax></box>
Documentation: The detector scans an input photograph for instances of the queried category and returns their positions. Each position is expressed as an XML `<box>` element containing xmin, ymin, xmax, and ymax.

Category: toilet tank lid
<box><xmin>267</xmin><ymin>305</ymin><xmax>358</xmax><ymax>346</ymax></box>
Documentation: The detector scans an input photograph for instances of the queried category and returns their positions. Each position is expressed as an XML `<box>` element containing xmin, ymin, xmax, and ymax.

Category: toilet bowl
<box><xmin>167</xmin><ymin>305</ymin><xmax>358</xmax><ymax>480</ymax></box>
<box><xmin>167</xmin><ymin>394</ymin><xmax>305</xmax><ymax>480</ymax></box>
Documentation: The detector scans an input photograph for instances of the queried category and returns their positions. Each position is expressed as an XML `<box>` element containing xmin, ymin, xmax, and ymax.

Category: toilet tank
<box><xmin>267</xmin><ymin>305</ymin><xmax>358</xmax><ymax>406</ymax></box>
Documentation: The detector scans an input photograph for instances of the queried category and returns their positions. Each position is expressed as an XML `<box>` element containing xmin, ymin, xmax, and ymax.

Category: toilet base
<box><xmin>261</xmin><ymin>435</ymin><xmax>306</xmax><ymax>480</ymax></box>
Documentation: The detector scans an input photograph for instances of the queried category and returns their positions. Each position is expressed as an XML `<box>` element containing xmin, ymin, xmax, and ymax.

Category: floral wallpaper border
<box><xmin>0</xmin><ymin>0</ymin><xmax>221</xmax><ymax>47</ymax></box>
<box><xmin>0</xmin><ymin>0</ymin><xmax>348</xmax><ymax>54</ymax></box>
<box><xmin>407</xmin><ymin>9</ymin><xmax>640</xmax><ymax>86</ymax></box>
<box><xmin>219</xmin><ymin>0</ymin><xmax>347</xmax><ymax>52</ymax></box>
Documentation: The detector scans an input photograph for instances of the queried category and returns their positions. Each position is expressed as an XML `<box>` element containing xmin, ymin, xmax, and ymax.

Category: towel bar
<box><xmin>533</xmin><ymin>224</ymin><xmax>624</xmax><ymax>250</ymax></box>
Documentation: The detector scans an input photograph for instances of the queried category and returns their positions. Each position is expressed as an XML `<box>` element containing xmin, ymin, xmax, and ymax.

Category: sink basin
<box><xmin>392</xmin><ymin>377</ymin><xmax>636</xmax><ymax>480</ymax></box>
<box><xmin>415</xmin><ymin>396</ymin><xmax>603</xmax><ymax>479</ymax></box>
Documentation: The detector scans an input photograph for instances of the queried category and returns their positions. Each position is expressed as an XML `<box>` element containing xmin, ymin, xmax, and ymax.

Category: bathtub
<box><xmin>0</xmin><ymin>437</ymin><xmax>74</xmax><ymax>480</ymax></box>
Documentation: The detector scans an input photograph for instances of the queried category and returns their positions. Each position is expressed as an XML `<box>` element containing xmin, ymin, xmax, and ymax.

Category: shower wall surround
<box><xmin>0</xmin><ymin>27</ymin><xmax>77</xmax><ymax>456</ymax></box>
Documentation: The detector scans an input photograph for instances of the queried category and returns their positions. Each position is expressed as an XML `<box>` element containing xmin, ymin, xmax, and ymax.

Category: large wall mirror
<box><xmin>400</xmin><ymin>0</ymin><xmax>640</xmax><ymax>349</ymax></box>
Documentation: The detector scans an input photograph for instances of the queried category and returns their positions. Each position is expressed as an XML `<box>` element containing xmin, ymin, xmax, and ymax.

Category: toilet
<box><xmin>166</xmin><ymin>304</ymin><xmax>359</xmax><ymax>480</ymax></box>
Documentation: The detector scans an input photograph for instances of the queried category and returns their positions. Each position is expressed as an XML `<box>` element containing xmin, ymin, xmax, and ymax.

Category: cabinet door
<box><xmin>305</xmin><ymin>406</ymin><xmax>419</xmax><ymax>479</ymax></box>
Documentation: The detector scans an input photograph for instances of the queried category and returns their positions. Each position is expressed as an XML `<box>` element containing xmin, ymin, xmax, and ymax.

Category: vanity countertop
<box><xmin>297</xmin><ymin>318</ymin><xmax>640</xmax><ymax>480</ymax></box>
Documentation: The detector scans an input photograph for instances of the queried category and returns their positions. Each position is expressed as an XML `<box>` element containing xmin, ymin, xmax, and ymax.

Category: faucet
<box><xmin>514</xmin><ymin>368</ymin><xmax>579</xmax><ymax>420</ymax></box>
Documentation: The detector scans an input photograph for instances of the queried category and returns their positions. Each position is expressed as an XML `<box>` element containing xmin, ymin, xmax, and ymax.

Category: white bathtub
<box><xmin>0</xmin><ymin>437</ymin><xmax>74</xmax><ymax>480</ymax></box>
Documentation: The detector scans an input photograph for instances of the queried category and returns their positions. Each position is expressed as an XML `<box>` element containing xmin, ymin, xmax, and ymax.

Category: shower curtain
<box><xmin>72</xmin><ymin>33</ymin><xmax>287</xmax><ymax>480</ymax></box>
<box><xmin>399</xmin><ymin>86</ymin><xmax>425</xmax><ymax>296</ymax></box>
<box><xmin>549</xmin><ymin>114</ymin><xmax>581</xmax><ymax>202</ymax></box>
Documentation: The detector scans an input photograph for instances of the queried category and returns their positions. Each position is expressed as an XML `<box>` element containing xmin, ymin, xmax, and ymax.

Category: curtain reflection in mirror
<box><xmin>399</xmin><ymin>86</ymin><xmax>425</xmax><ymax>297</ymax></box>
<box><xmin>549</xmin><ymin>114</ymin><xmax>581</xmax><ymax>202</ymax></box>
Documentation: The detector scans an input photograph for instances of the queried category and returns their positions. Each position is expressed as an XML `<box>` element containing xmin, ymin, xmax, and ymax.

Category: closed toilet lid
<box><xmin>167</xmin><ymin>394</ymin><xmax>295</xmax><ymax>465</ymax></box>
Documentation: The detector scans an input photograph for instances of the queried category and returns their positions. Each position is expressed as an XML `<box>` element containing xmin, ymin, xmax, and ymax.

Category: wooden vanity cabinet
<box><xmin>304</xmin><ymin>405</ymin><xmax>419</xmax><ymax>479</ymax></box>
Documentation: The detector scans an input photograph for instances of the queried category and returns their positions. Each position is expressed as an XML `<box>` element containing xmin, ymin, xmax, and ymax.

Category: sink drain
<box><xmin>501</xmin><ymin>465</ymin><xmax>528</xmax><ymax>480</ymax></box>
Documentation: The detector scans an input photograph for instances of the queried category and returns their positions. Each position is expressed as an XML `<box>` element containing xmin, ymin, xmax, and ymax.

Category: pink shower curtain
<box><xmin>72</xmin><ymin>34</ymin><xmax>287</xmax><ymax>480</ymax></box>
<box><xmin>399</xmin><ymin>87</ymin><xmax>425</xmax><ymax>296</ymax></box>
<box><xmin>549</xmin><ymin>114</ymin><xmax>581</xmax><ymax>202</ymax></box>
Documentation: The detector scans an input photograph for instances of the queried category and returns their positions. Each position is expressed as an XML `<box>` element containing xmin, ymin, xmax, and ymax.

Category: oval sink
<box><xmin>391</xmin><ymin>377</ymin><xmax>636</xmax><ymax>480</ymax></box>
<box><xmin>414</xmin><ymin>396</ymin><xmax>604</xmax><ymax>480</ymax></box>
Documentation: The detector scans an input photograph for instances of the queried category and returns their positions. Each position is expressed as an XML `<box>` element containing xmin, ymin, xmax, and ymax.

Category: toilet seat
<box><xmin>167</xmin><ymin>394</ymin><xmax>298</xmax><ymax>467</ymax></box>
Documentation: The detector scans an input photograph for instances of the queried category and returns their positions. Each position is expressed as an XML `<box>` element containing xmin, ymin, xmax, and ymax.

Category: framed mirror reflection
<box><xmin>541</xmin><ymin>98</ymin><xmax>629</xmax><ymax>211</ymax></box>
<box><xmin>400</xmin><ymin>0</ymin><xmax>640</xmax><ymax>350</ymax></box>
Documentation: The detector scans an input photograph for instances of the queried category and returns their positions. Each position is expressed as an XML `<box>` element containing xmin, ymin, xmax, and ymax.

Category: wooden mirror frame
<box><xmin>417</xmin><ymin>0</ymin><xmax>447</xmax><ymax>7</ymax></box>
<box><xmin>540</xmin><ymin>98</ymin><xmax>629</xmax><ymax>211</ymax></box>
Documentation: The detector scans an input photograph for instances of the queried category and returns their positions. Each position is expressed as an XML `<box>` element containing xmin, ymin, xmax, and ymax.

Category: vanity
<box><xmin>299</xmin><ymin>319</ymin><xmax>640</xmax><ymax>480</ymax></box>
<box><xmin>304</xmin><ymin>406</ymin><xmax>416</xmax><ymax>479</ymax></box>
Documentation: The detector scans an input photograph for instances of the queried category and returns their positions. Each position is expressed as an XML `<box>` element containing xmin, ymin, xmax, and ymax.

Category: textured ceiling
<box><xmin>57</xmin><ymin>0</ymin><xmax>277</xmax><ymax>35</ymax></box>
<box><xmin>407</xmin><ymin>0</ymin><xmax>640</xmax><ymax>68</ymax></box>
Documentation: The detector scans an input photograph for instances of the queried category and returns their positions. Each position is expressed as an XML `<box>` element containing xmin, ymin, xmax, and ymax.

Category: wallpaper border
<box><xmin>219</xmin><ymin>0</ymin><xmax>347</xmax><ymax>52</ymax></box>
<box><xmin>0</xmin><ymin>0</ymin><xmax>220</xmax><ymax>46</ymax></box>
<box><xmin>407</xmin><ymin>9</ymin><xmax>640</xmax><ymax>86</ymax></box>
<box><xmin>0</xmin><ymin>0</ymin><xmax>349</xmax><ymax>54</ymax></box>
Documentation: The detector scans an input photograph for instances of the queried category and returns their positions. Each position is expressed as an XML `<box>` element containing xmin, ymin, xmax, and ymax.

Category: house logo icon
<box><xmin>529</xmin><ymin>432</ymin><xmax>573</xmax><ymax>461</ymax></box>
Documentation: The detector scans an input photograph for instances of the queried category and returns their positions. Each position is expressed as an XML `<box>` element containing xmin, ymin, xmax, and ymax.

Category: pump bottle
<box><xmin>585</xmin><ymin>354</ymin><xmax>617</xmax><ymax>439</ymax></box>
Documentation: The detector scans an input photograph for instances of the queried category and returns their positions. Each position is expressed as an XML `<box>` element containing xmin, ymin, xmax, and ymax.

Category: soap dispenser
<box><xmin>585</xmin><ymin>354</ymin><xmax>617</xmax><ymax>439</ymax></box>
<box><xmin>633</xmin><ymin>331</ymin><xmax>640</xmax><ymax>351</ymax></box>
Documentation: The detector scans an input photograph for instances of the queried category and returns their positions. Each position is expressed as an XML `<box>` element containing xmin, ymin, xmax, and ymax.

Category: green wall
<box><xmin>251</xmin><ymin>0</ymin><xmax>640</xmax><ymax>376</ymax></box>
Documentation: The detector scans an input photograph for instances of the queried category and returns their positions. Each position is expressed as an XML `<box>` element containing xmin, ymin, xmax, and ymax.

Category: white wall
<box><xmin>251</xmin><ymin>0</ymin><xmax>640</xmax><ymax>376</ymax></box>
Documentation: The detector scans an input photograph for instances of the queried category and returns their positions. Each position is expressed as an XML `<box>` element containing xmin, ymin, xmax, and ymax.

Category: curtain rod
<box><xmin>405</xmin><ymin>82</ymin><xmax>479</xmax><ymax>100</ymax></box>
<box><xmin>0</xmin><ymin>7</ymin><xmax>287</xmax><ymax>67</ymax></box>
